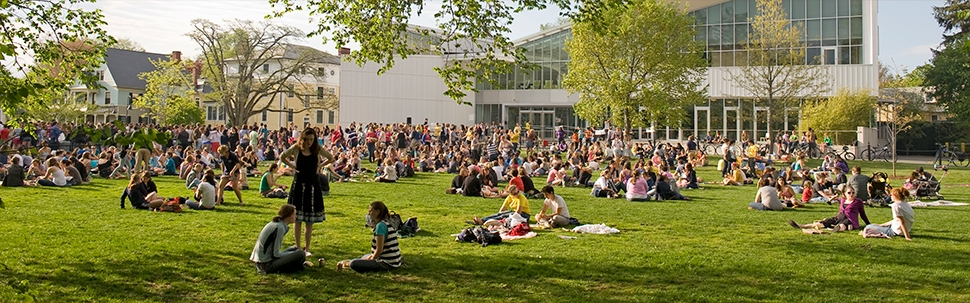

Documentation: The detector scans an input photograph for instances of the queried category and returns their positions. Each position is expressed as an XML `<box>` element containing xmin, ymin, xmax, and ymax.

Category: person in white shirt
<box><xmin>861</xmin><ymin>188</ymin><xmax>914</xmax><ymax>240</ymax></box>
<box><xmin>537</xmin><ymin>186</ymin><xmax>571</xmax><ymax>227</ymax></box>
<box><xmin>187</xmin><ymin>174</ymin><xmax>217</xmax><ymax>210</ymax></box>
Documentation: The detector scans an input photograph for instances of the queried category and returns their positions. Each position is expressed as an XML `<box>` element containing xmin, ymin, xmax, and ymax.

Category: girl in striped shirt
<box><xmin>337</xmin><ymin>201</ymin><xmax>402</xmax><ymax>272</ymax></box>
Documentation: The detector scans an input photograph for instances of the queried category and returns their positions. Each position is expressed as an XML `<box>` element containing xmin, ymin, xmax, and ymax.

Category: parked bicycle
<box><xmin>859</xmin><ymin>143</ymin><xmax>891</xmax><ymax>162</ymax></box>
<box><xmin>826</xmin><ymin>145</ymin><xmax>856</xmax><ymax>161</ymax></box>
<box><xmin>934</xmin><ymin>143</ymin><xmax>970</xmax><ymax>167</ymax></box>
<box><xmin>792</xmin><ymin>143</ymin><xmax>822</xmax><ymax>159</ymax></box>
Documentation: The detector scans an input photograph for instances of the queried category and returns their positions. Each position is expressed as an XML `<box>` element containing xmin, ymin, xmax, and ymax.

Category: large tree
<box><xmin>729</xmin><ymin>0</ymin><xmax>827</xmax><ymax>145</ymax></box>
<box><xmin>0</xmin><ymin>0</ymin><xmax>113</xmax><ymax>124</ymax></box>
<box><xmin>135</xmin><ymin>57</ymin><xmax>205</xmax><ymax>125</ymax></box>
<box><xmin>268</xmin><ymin>0</ymin><xmax>618</xmax><ymax>104</ymax></box>
<box><xmin>187</xmin><ymin>19</ymin><xmax>335</xmax><ymax>126</ymax></box>
<box><xmin>925</xmin><ymin>0</ymin><xmax>970</xmax><ymax>125</ymax></box>
<box><xmin>563</xmin><ymin>0</ymin><xmax>707</xmax><ymax>136</ymax></box>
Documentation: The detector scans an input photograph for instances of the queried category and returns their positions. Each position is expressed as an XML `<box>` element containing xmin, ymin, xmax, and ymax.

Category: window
<box><xmin>932</xmin><ymin>115</ymin><xmax>939</xmax><ymax>122</ymax></box>
<box><xmin>316</xmin><ymin>110</ymin><xmax>324</xmax><ymax>124</ymax></box>
<box><xmin>262</xmin><ymin>64</ymin><xmax>269</xmax><ymax>73</ymax></box>
<box><xmin>287</xmin><ymin>85</ymin><xmax>295</xmax><ymax>97</ymax></box>
<box><xmin>206</xmin><ymin>105</ymin><xmax>225</xmax><ymax>121</ymax></box>
<box><xmin>327</xmin><ymin>88</ymin><xmax>335</xmax><ymax>95</ymax></box>
<box><xmin>317</xmin><ymin>67</ymin><xmax>325</xmax><ymax>76</ymax></box>
<box><xmin>98</xmin><ymin>70</ymin><xmax>105</xmax><ymax>81</ymax></box>
<box><xmin>317</xmin><ymin>87</ymin><xmax>324</xmax><ymax>99</ymax></box>
<box><xmin>328</xmin><ymin>110</ymin><xmax>335</xmax><ymax>124</ymax></box>
<box><xmin>287</xmin><ymin>110</ymin><xmax>293</xmax><ymax>122</ymax></box>
<box><xmin>261</xmin><ymin>109</ymin><xmax>267</xmax><ymax>122</ymax></box>
<box><xmin>105</xmin><ymin>94</ymin><xmax>111</xmax><ymax>105</ymax></box>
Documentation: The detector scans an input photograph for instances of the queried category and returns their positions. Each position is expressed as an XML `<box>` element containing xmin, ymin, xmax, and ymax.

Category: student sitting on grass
<box><xmin>677</xmin><ymin>163</ymin><xmax>700</xmax><ymax>189</ymax></box>
<box><xmin>656</xmin><ymin>175</ymin><xmax>690</xmax><ymax>200</ymax></box>
<box><xmin>536</xmin><ymin>186</ymin><xmax>571</xmax><ymax>228</ymax></box>
<box><xmin>188</xmin><ymin>174</ymin><xmax>217</xmax><ymax>210</ymax></box>
<box><xmin>374</xmin><ymin>158</ymin><xmax>398</xmax><ymax>183</ymax></box>
<box><xmin>625</xmin><ymin>171</ymin><xmax>650</xmax><ymax>201</ymax></box>
<box><xmin>789</xmin><ymin>187</ymin><xmax>870</xmax><ymax>232</ymax></box>
<box><xmin>251</xmin><ymin>204</ymin><xmax>312</xmax><ymax>274</ymax></box>
<box><xmin>472</xmin><ymin>185</ymin><xmax>531</xmax><ymax>224</ymax></box>
<box><xmin>336</xmin><ymin>201</ymin><xmax>402</xmax><ymax>273</ymax></box>
<box><xmin>750</xmin><ymin>177</ymin><xmax>784</xmax><ymax>211</ymax></box>
<box><xmin>185</xmin><ymin>164</ymin><xmax>204</xmax><ymax>189</ymax></box>
<box><xmin>37</xmin><ymin>158</ymin><xmax>68</xmax><ymax>187</ymax></box>
<box><xmin>62</xmin><ymin>158</ymin><xmax>83</xmax><ymax>186</ymax></box>
<box><xmin>860</xmin><ymin>188</ymin><xmax>914</xmax><ymax>240</ymax></box>
<box><xmin>260</xmin><ymin>162</ymin><xmax>289</xmax><ymax>198</ymax></box>
<box><xmin>722</xmin><ymin>162</ymin><xmax>746</xmax><ymax>186</ymax></box>
<box><xmin>2</xmin><ymin>157</ymin><xmax>26</xmax><ymax>187</ymax></box>
<box><xmin>124</xmin><ymin>174</ymin><xmax>165</xmax><ymax>210</ymax></box>
<box><xmin>591</xmin><ymin>171</ymin><xmax>618</xmax><ymax>198</ymax></box>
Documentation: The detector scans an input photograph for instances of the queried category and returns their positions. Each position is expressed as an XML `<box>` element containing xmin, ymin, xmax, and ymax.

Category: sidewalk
<box><xmin>891</xmin><ymin>155</ymin><xmax>937</xmax><ymax>165</ymax></box>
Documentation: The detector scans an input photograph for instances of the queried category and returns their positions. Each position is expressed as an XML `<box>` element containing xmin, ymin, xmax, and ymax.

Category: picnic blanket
<box><xmin>910</xmin><ymin>200</ymin><xmax>968</xmax><ymax>207</ymax></box>
<box><xmin>500</xmin><ymin>231</ymin><xmax>537</xmax><ymax>241</ymax></box>
<box><xmin>572</xmin><ymin>224</ymin><xmax>620</xmax><ymax>234</ymax></box>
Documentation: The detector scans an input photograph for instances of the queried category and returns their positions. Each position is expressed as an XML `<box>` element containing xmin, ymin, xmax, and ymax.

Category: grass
<box><xmin>0</xmin><ymin>158</ymin><xmax>968</xmax><ymax>302</ymax></box>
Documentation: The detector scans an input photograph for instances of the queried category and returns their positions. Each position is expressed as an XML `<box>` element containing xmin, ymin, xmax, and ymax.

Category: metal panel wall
<box><xmin>339</xmin><ymin>55</ymin><xmax>475</xmax><ymax>125</ymax></box>
<box><xmin>705</xmin><ymin>64</ymin><xmax>879</xmax><ymax>98</ymax></box>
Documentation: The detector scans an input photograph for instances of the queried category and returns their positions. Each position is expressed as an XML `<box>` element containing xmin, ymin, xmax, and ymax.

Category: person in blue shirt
<box><xmin>163</xmin><ymin>152</ymin><xmax>178</xmax><ymax>175</ymax></box>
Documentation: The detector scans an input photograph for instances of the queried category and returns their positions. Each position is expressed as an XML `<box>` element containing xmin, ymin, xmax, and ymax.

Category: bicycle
<box><xmin>859</xmin><ymin>143</ymin><xmax>891</xmax><ymax>162</ymax></box>
<box><xmin>934</xmin><ymin>143</ymin><xmax>970</xmax><ymax>167</ymax></box>
<box><xmin>792</xmin><ymin>143</ymin><xmax>822</xmax><ymax>159</ymax></box>
<box><xmin>826</xmin><ymin>145</ymin><xmax>856</xmax><ymax>161</ymax></box>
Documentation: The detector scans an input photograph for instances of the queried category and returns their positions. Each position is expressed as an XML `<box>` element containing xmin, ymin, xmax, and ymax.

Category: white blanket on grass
<box><xmin>910</xmin><ymin>200</ymin><xmax>968</xmax><ymax>207</ymax></box>
<box><xmin>572</xmin><ymin>224</ymin><xmax>620</xmax><ymax>234</ymax></box>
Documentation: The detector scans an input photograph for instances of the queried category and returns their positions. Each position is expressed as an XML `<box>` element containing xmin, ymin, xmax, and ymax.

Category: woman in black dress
<box><xmin>280</xmin><ymin>128</ymin><xmax>335</xmax><ymax>257</ymax></box>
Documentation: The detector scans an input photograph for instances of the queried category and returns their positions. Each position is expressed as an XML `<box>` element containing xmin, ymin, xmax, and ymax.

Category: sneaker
<box><xmin>305</xmin><ymin>251</ymin><xmax>313</xmax><ymax>257</ymax></box>
<box><xmin>254</xmin><ymin>263</ymin><xmax>267</xmax><ymax>275</ymax></box>
<box><xmin>787</xmin><ymin>219</ymin><xmax>800</xmax><ymax>229</ymax></box>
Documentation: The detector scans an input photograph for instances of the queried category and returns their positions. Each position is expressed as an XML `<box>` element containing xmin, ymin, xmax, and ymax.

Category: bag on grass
<box><xmin>387</xmin><ymin>211</ymin><xmax>404</xmax><ymax>230</ymax></box>
<box><xmin>456</xmin><ymin>227</ymin><xmax>478</xmax><ymax>242</ymax></box>
<box><xmin>472</xmin><ymin>226</ymin><xmax>502</xmax><ymax>247</ymax></box>
<box><xmin>156</xmin><ymin>199</ymin><xmax>183</xmax><ymax>213</ymax></box>
<box><xmin>403</xmin><ymin>217</ymin><xmax>419</xmax><ymax>232</ymax></box>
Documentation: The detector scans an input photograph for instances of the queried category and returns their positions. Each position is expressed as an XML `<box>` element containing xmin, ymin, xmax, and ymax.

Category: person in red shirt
<box><xmin>0</xmin><ymin>125</ymin><xmax>9</xmax><ymax>141</ymax></box>
<box><xmin>508</xmin><ymin>168</ymin><xmax>524</xmax><ymax>192</ymax></box>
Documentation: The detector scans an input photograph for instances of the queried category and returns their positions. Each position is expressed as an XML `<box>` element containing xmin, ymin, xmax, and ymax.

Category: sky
<box><xmin>87</xmin><ymin>0</ymin><xmax>945</xmax><ymax>74</ymax></box>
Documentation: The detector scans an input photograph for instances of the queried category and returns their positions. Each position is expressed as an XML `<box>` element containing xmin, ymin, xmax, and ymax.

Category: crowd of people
<box><xmin>0</xmin><ymin>119</ymin><xmax>924</xmax><ymax>275</ymax></box>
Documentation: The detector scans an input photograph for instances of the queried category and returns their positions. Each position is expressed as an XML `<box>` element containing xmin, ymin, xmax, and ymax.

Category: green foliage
<box><xmin>136</xmin><ymin>57</ymin><xmax>204</xmax><ymax>125</ymax></box>
<box><xmin>924</xmin><ymin>35</ymin><xmax>970</xmax><ymax>123</ymax></box>
<box><xmin>188</xmin><ymin>19</ymin><xmax>334</xmax><ymax>126</ymax></box>
<box><xmin>934</xmin><ymin>0</ymin><xmax>970</xmax><ymax>44</ymax></box>
<box><xmin>268</xmin><ymin>0</ymin><xmax>614</xmax><ymax>104</ymax></box>
<box><xmin>731</xmin><ymin>0</ymin><xmax>827</xmax><ymax>129</ymax></box>
<box><xmin>563</xmin><ymin>0</ymin><xmax>707</xmax><ymax>132</ymax></box>
<box><xmin>0</xmin><ymin>0</ymin><xmax>113</xmax><ymax>123</ymax></box>
<box><xmin>800</xmin><ymin>88</ymin><xmax>875</xmax><ymax>132</ymax></box>
<box><xmin>0</xmin><ymin>160</ymin><xmax>969</xmax><ymax>301</ymax></box>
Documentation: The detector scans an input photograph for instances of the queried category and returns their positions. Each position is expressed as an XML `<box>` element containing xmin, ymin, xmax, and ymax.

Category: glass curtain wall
<box><xmin>476</xmin><ymin>29</ymin><xmax>571</xmax><ymax>90</ymax></box>
<box><xmin>689</xmin><ymin>0</ymin><xmax>864</xmax><ymax>67</ymax></box>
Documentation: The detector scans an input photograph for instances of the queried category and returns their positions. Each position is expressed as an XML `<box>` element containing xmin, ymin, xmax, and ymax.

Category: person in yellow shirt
<box><xmin>723</xmin><ymin>162</ymin><xmax>746</xmax><ymax>186</ymax></box>
<box><xmin>472</xmin><ymin>185</ymin><xmax>531</xmax><ymax>224</ymax></box>
<box><xmin>745</xmin><ymin>140</ymin><xmax>760</xmax><ymax>176</ymax></box>
<box><xmin>509</xmin><ymin>124</ymin><xmax>521</xmax><ymax>151</ymax></box>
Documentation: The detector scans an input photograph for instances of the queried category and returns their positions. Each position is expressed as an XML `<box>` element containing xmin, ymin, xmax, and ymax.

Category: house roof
<box><xmin>104</xmin><ymin>48</ymin><xmax>170</xmax><ymax>89</ymax></box>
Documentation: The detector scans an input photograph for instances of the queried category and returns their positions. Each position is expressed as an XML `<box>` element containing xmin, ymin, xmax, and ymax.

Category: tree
<box><xmin>879</xmin><ymin>83</ymin><xmax>923</xmax><ymax>177</ymax></box>
<box><xmin>729</xmin><ymin>0</ymin><xmax>827</xmax><ymax>147</ymax></box>
<box><xmin>136</xmin><ymin>57</ymin><xmax>204</xmax><ymax>125</ymax></box>
<box><xmin>268</xmin><ymin>0</ymin><xmax>614</xmax><ymax>104</ymax></box>
<box><xmin>112</xmin><ymin>37</ymin><xmax>146</xmax><ymax>52</ymax></box>
<box><xmin>539</xmin><ymin>17</ymin><xmax>571</xmax><ymax>31</ymax></box>
<box><xmin>925</xmin><ymin>1</ymin><xmax>970</xmax><ymax>125</ymax></box>
<box><xmin>187</xmin><ymin>19</ymin><xmax>337</xmax><ymax>127</ymax></box>
<box><xmin>563</xmin><ymin>0</ymin><xmax>707</xmax><ymax>136</ymax></box>
<box><xmin>799</xmin><ymin>88</ymin><xmax>875</xmax><ymax>144</ymax></box>
<box><xmin>23</xmin><ymin>83</ymin><xmax>90</xmax><ymax>123</ymax></box>
<box><xmin>0</xmin><ymin>0</ymin><xmax>113</xmax><ymax>124</ymax></box>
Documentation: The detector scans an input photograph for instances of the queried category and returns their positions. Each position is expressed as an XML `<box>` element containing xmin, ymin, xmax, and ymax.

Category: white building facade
<box><xmin>339</xmin><ymin>0</ymin><xmax>880</xmax><ymax>141</ymax></box>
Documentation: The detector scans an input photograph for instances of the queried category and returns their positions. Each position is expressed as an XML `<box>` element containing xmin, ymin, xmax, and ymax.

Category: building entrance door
<box><xmin>518</xmin><ymin>109</ymin><xmax>556</xmax><ymax>141</ymax></box>
<box><xmin>724</xmin><ymin>107</ymin><xmax>740</xmax><ymax>141</ymax></box>
<box><xmin>694</xmin><ymin>106</ymin><xmax>710</xmax><ymax>139</ymax></box>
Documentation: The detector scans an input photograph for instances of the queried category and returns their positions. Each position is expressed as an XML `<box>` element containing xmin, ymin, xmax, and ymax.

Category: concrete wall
<box><xmin>339</xmin><ymin>55</ymin><xmax>475</xmax><ymax>125</ymax></box>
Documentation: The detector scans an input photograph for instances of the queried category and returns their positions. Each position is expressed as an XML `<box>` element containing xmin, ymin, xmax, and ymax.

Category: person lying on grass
<box><xmin>472</xmin><ymin>185</ymin><xmax>531</xmax><ymax>225</ymax></box>
<box><xmin>750</xmin><ymin>177</ymin><xmax>784</xmax><ymax>211</ymax></box>
<box><xmin>788</xmin><ymin>188</ymin><xmax>871</xmax><ymax>232</ymax></box>
<box><xmin>250</xmin><ymin>204</ymin><xmax>313</xmax><ymax>274</ymax></box>
<box><xmin>860</xmin><ymin>188</ymin><xmax>914</xmax><ymax>240</ymax></box>
<box><xmin>336</xmin><ymin>201</ymin><xmax>403</xmax><ymax>273</ymax></box>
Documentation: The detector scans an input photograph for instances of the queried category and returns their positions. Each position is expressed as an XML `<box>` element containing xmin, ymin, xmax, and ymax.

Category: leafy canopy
<box><xmin>563</xmin><ymin>0</ymin><xmax>707</xmax><ymax>132</ymax></box>
<box><xmin>800</xmin><ymin>88</ymin><xmax>874</xmax><ymax>133</ymax></box>
<box><xmin>136</xmin><ymin>57</ymin><xmax>204</xmax><ymax>125</ymax></box>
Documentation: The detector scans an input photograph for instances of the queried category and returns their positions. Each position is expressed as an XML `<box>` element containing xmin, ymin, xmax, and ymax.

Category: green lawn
<box><xmin>0</xmin><ymin>159</ymin><xmax>968</xmax><ymax>302</ymax></box>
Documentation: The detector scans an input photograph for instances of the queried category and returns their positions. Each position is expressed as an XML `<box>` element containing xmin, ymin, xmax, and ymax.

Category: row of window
<box><xmin>207</xmin><ymin>105</ymin><xmax>335</xmax><ymax>124</ymax></box>
<box><xmin>691</xmin><ymin>0</ymin><xmax>863</xmax><ymax>26</ymax></box>
<box><xmin>698</xmin><ymin>17</ymin><xmax>863</xmax><ymax>50</ymax></box>
<box><xmin>249</xmin><ymin>64</ymin><xmax>336</xmax><ymax>77</ymax></box>
<box><xmin>708</xmin><ymin>45</ymin><xmax>862</xmax><ymax>67</ymax></box>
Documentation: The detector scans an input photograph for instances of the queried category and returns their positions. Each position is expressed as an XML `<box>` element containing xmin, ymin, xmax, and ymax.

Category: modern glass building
<box><xmin>340</xmin><ymin>0</ymin><xmax>879</xmax><ymax>142</ymax></box>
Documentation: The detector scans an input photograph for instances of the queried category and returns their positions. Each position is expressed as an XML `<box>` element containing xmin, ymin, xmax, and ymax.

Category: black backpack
<box><xmin>472</xmin><ymin>227</ymin><xmax>501</xmax><ymax>247</ymax></box>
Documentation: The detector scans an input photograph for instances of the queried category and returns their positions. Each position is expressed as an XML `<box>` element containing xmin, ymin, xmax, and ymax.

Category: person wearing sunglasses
<box><xmin>788</xmin><ymin>187</ymin><xmax>870</xmax><ymax>232</ymax></box>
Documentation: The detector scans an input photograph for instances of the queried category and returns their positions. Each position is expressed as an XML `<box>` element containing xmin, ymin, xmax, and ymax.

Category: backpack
<box><xmin>403</xmin><ymin>217</ymin><xmax>419</xmax><ymax>233</ymax></box>
<box><xmin>456</xmin><ymin>227</ymin><xmax>478</xmax><ymax>243</ymax></box>
<box><xmin>387</xmin><ymin>211</ymin><xmax>404</xmax><ymax>230</ymax></box>
<box><xmin>472</xmin><ymin>226</ymin><xmax>502</xmax><ymax>247</ymax></box>
<box><xmin>156</xmin><ymin>199</ymin><xmax>183</xmax><ymax>213</ymax></box>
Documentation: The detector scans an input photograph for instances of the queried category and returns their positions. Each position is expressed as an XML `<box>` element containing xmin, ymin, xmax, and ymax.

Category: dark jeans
<box><xmin>38</xmin><ymin>179</ymin><xmax>64</xmax><ymax>187</ymax></box>
<box><xmin>186</xmin><ymin>200</ymin><xmax>213</xmax><ymax>210</ymax></box>
<box><xmin>350</xmin><ymin>257</ymin><xmax>393</xmax><ymax>273</ymax></box>
<box><xmin>261</xmin><ymin>246</ymin><xmax>306</xmax><ymax>274</ymax></box>
<box><xmin>481</xmin><ymin>211</ymin><xmax>530</xmax><ymax>223</ymax></box>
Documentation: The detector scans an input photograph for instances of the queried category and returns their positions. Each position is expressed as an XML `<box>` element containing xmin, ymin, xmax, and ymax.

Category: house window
<box><xmin>105</xmin><ymin>94</ymin><xmax>111</xmax><ymax>105</ymax></box>
<box><xmin>262</xmin><ymin>110</ymin><xmax>268</xmax><ymax>122</ymax></box>
<box><xmin>317</xmin><ymin>87</ymin><xmax>324</xmax><ymax>100</ymax></box>
<box><xmin>327</xmin><ymin>88</ymin><xmax>335</xmax><ymax>96</ymax></box>
<box><xmin>303</xmin><ymin>116</ymin><xmax>311</xmax><ymax>126</ymax></box>
<box><xmin>262</xmin><ymin>64</ymin><xmax>269</xmax><ymax>73</ymax></box>
<box><xmin>287</xmin><ymin>110</ymin><xmax>293</xmax><ymax>122</ymax></box>
<box><xmin>328</xmin><ymin>110</ymin><xmax>335</xmax><ymax>124</ymax></box>
<box><xmin>90</xmin><ymin>92</ymin><xmax>96</xmax><ymax>104</ymax></box>
<box><xmin>932</xmin><ymin>115</ymin><xmax>939</xmax><ymax>122</ymax></box>
<box><xmin>206</xmin><ymin>105</ymin><xmax>225</xmax><ymax>121</ymax></box>
<box><xmin>287</xmin><ymin>84</ymin><xmax>294</xmax><ymax>97</ymax></box>
<box><xmin>98</xmin><ymin>70</ymin><xmax>105</xmax><ymax>81</ymax></box>
<box><xmin>317</xmin><ymin>68</ymin><xmax>325</xmax><ymax>76</ymax></box>
<box><xmin>316</xmin><ymin>110</ymin><xmax>324</xmax><ymax>124</ymax></box>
